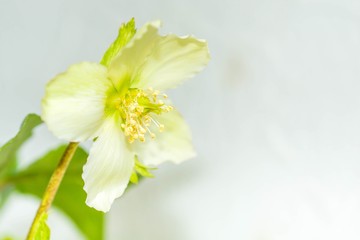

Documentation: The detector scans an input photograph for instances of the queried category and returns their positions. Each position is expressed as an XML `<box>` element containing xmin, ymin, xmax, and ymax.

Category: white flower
<box><xmin>41</xmin><ymin>20</ymin><xmax>210</xmax><ymax>212</ymax></box>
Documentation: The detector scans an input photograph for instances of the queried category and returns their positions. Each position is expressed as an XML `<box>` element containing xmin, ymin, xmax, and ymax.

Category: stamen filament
<box><xmin>117</xmin><ymin>88</ymin><xmax>173</xmax><ymax>143</ymax></box>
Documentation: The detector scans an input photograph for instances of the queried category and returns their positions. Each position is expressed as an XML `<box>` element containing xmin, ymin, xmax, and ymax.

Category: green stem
<box><xmin>26</xmin><ymin>142</ymin><xmax>79</xmax><ymax>240</ymax></box>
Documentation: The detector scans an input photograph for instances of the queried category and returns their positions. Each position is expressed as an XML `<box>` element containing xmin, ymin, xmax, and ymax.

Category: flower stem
<box><xmin>26</xmin><ymin>142</ymin><xmax>79</xmax><ymax>240</ymax></box>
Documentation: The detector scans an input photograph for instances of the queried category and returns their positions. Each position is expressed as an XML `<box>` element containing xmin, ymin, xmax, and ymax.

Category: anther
<box><xmin>119</xmin><ymin>88</ymin><xmax>173</xmax><ymax>143</ymax></box>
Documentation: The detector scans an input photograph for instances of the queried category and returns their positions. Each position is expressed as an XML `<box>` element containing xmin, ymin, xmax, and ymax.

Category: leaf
<box><xmin>0</xmin><ymin>114</ymin><xmax>42</xmax><ymax>177</ymax></box>
<box><xmin>100</xmin><ymin>18</ymin><xmax>136</xmax><ymax>67</ymax></box>
<box><xmin>14</xmin><ymin>145</ymin><xmax>104</xmax><ymax>240</ymax></box>
<box><xmin>0</xmin><ymin>186</ymin><xmax>12</xmax><ymax>210</ymax></box>
<box><xmin>34</xmin><ymin>213</ymin><xmax>50</xmax><ymax>240</ymax></box>
<box><xmin>0</xmin><ymin>114</ymin><xmax>42</xmax><ymax>208</ymax></box>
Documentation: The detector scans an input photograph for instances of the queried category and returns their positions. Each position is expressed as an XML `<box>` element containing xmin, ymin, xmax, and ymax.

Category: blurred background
<box><xmin>1</xmin><ymin>0</ymin><xmax>360</xmax><ymax>239</ymax></box>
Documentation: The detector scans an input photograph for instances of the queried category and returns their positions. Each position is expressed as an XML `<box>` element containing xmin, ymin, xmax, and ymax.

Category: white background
<box><xmin>1</xmin><ymin>0</ymin><xmax>360</xmax><ymax>239</ymax></box>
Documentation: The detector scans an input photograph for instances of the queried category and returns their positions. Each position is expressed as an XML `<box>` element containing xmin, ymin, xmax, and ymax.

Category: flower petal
<box><xmin>132</xmin><ymin>34</ymin><xmax>210</xmax><ymax>90</ymax></box>
<box><xmin>133</xmin><ymin>110</ymin><xmax>196</xmax><ymax>166</ymax></box>
<box><xmin>42</xmin><ymin>62</ymin><xmax>111</xmax><ymax>142</ymax></box>
<box><xmin>82</xmin><ymin>117</ymin><xmax>134</xmax><ymax>212</ymax></box>
<box><xmin>108</xmin><ymin>21</ymin><xmax>161</xmax><ymax>90</ymax></box>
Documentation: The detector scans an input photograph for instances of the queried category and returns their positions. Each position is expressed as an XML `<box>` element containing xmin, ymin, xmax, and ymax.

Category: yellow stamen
<box><xmin>117</xmin><ymin>88</ymin><xmax>173</xmax><ymax>143</ymax></box>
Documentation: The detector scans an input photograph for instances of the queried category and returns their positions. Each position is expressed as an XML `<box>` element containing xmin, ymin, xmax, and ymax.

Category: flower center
<box><xmin>117</xmin><ymin>88</ymin><xmax>173</xmax><ymax>143</ymax></box>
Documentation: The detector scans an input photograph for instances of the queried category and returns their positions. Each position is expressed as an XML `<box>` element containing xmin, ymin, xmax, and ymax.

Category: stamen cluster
<box><xmin>118</xmin><ymin>88</ymin><xmax>173</xmax><ymax>143</ymax></box>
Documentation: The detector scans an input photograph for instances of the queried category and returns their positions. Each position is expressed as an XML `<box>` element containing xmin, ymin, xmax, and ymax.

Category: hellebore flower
<box><xmin>42</xmin><ymin>19</ymin><xmax>210</xmax><ymax>212</ymax></box>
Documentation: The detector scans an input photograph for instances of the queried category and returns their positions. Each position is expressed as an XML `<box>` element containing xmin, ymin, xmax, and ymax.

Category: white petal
<box><xmin>108</xmin><ymin>21</ymin><xmax>161</xmax><ymax>89</ymax></box>
<box><xmin>133</xmin><ymin>110</ymin><xmax>196</xmax><ymax>166</ymax></box>
<box><xmin>42</xmin><ymin>62</ymin><xmax>111</xmax><ymax>142</ymax></box>
<box><xmin>132</xmin><ymin>34</ymin><xmax>210</xmax><ymax>91</ymax></box>
<box><xmin>82</xmin><ymin>117</ymin><xmax>134</xmax><ymax>212</ymax></box>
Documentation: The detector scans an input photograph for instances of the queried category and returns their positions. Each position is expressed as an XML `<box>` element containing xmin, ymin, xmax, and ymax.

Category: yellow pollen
<box><xmin>159</xmin><ymin>124</ymin><xmax>165</xmax><ymax>132</ymax></box>
<box><xmin>118</xmin><ymin>88</ymin><xmax>173</xmax><ymax>143</ymax></box>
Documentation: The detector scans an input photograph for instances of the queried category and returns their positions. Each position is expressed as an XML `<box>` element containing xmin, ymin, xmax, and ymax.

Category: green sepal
<box><xmin>135</xmin><ymin>164</ymin><xmax>155</xmax><ymax>178</ymax></box>
<box><xmin>100</xmin><ymin>18</ymin><xmax>136</xmax><ymax>67</ymax></box>
<box><xmin>129</xmin><ymin>171</ymin><xmax>139</xmax><ymax>184</ymax></box>
<box><xmin>133</xmin><ymin>156</ymin><xmax>156</xmax><ymax>178</ymax></box>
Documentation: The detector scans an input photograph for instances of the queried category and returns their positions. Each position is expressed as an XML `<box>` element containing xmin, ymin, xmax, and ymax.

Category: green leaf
<box><xmin>14</xmin><ymin>145</ymin><xmax>104</xmax><ymax>240</ymax></box>
<box><xmin>0</xmin><ymin>186</ymin><xmax>12</xmax><ymax>210</ymax></box>
<box><xmin>0</xmin><ymin>114</ymin><xmax>42</xmax><ymax>208</ymax></box>
<box><xmin>34</xmin><ymin>213</ymin><xmax>50</xmax><ymax>240</ymax></box>
<box><xmin>100</xmin><ymin>18</ymin><xmax>136</xmax><ymax>67</ymax></box>
<box><xmin>0</xmin><ymin>114</ymin><xmax>42</xmax><ymax>177</ymax></box>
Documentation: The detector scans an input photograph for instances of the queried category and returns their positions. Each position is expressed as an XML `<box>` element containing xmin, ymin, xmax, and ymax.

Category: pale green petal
<box><xmin>132</xmin><ymin>110</ymin><xmax>196</xmax><ymax>166</ymax></box>
<box><xmin>108</xmin><ymin>21</ymin><xmax>161</xmax><ymax>91</ymax></box>
<box><xmin>42</xmin><ymin>62</ymin><xmax>111</xmax><ymax>142</ymax></box>
<box><xmin>132</xmin><ymin>34</ymin><xmax>210</xmax><ymax>91</ymax></box>
<box><xmin>83</xmin><ymin>117</ymin><xmax>134</xmax><ymax>212</ymax></box>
